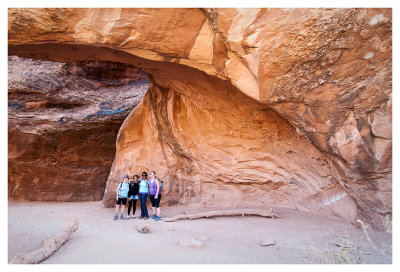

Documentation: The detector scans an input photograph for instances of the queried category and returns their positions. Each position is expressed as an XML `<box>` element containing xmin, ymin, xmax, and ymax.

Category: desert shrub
<box><xmin>302</xmin><ymin>216</ymin><xmax>392</xmax><ymax>264</ymax></box>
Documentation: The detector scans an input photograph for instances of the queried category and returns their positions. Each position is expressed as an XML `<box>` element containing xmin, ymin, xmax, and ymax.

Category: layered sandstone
<box><xmin>8</xmin><ymin>8</ymin><xmax>391</xmax><ymax>229</ymax></box>
<box><xmin>8</xmin><ymin>56</ymin><xmax>149</xmax><ymax>200</ymax></box>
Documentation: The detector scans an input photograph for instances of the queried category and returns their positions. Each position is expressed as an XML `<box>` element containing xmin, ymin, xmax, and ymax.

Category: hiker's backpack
<box><xmin>159</xmin><ymin>180</ymin><xmax>164</xmax><ymax>192</ymax></box>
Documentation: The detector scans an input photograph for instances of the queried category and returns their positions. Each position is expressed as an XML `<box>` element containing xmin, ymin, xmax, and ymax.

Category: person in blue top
<box><xmin>138</xmin><ymin>171</ymin><xmax>150</xmax><ymax>219</ymax></box>
<box><xmin>113</xmin><ymin>175</ymin><xmax>130</xmax><ymax>220</ymax></box>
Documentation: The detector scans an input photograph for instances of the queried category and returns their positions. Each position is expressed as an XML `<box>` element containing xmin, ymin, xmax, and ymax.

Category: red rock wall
<box><xmin>8</xmin><ymin>56</ymin><xmax>149</xmax><ymax>201</ymax></box>
<box><xmin>8</xmin><ymin>8</ymin><xmax>391</xmax><ymax>229</ymax></box>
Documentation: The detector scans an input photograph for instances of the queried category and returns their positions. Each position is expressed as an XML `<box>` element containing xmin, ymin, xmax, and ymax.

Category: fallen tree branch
<box><xmin>10</xmin><ymin>217</ymin><xmax>79</xmax><ymax>264</ymax></box>
<box><xmin>163</xmin><ymin>208</ymin><xmax>279</xmax><ymax>222</ymax></box>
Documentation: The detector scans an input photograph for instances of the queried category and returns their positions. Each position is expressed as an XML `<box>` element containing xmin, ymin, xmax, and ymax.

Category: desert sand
<box><xmin>8</xmin><ymin>201</ymin><xmax>391</xmax><ymax>264</ymax></box>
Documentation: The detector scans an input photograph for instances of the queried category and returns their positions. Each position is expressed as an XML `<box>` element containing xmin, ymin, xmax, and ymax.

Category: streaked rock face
<box><xmin>8</xmin><ymin>8</ymin><xmax>391</xmax><ymax>229</ymax></box>
<box><xmin>8</xmin><ymin>56</ymin><xmax>149</xmax><ymax>201</ymax></box>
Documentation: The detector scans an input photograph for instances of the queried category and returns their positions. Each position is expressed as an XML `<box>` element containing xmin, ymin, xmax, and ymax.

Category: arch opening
<box><xmin>8</xmin><ymin>43</ymin><xmax>357</xmax><ymax>226</ymax></box>
<box><xmin>8</xmin><ymin>50</ymin><xmax>150</xmax><ymax>201</ymax></box>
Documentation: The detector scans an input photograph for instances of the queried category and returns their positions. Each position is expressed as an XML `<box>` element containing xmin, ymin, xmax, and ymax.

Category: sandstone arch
<box><xmin>8</xmin><ymin>8</ymin><xmax>391</xmax><ymax>229</ymax></box>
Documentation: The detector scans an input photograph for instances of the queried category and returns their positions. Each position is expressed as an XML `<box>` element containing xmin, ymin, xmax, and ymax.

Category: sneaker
<box><xmin>113</xmin><ymin>214</ymin><xmax>118</xmax><ymax>220</ymax></box>
<box><xmin>155</xmin><ymin>216</ymin><xmax>161</xmax><ymax>221</ymax></box>
<box><xmin>120</xmin><ymin>214</ymin><xmax>124</xmax><ymax>220</ymax></box>
<box><xmin>139</xmin><ymin>216</ymin><xmax>144</xmax><ymax>219</ymax></box>
<box><xmin>144</xmin><ymin>217</ymin><xmax>149</xmax><ymax>220</ymax></box>
<box><xmin>152</xmin><ymin>215</ymin><xmax>157</xmax><ymax>219</ymax></box>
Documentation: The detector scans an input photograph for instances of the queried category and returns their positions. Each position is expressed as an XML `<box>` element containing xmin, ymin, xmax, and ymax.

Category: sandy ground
<box><xmin>8</xmin><ymin>201</ymin><xmax>392</xmax><ymax>264</ymax></box>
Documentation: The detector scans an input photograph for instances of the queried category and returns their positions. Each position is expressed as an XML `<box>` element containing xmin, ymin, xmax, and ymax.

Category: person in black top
<box><xmin>127</xmin><ymin>175</ymin><xmax>140</xmax><ymax>219</ymax></box>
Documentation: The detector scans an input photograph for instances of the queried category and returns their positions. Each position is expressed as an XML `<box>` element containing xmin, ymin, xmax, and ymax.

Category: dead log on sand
<box><xmin>10</xmin><ymin>218</ymin><xmax>79</xmax><ymax>264</ymax></box>
<box><xmin>163</xmin><ymin>208</ymin><xmax>279</xmax><ymax>222</ymax></box>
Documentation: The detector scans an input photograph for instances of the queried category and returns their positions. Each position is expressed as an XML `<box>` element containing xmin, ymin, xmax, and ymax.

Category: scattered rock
<box><xmin>136</xmin><ymin>225</ymin><xmax>151</xmax><ymax>234</ymax></box>
<box><xmin>261</xmin><ymin>239</ymin><xmax>275</xmax><ymax>246</ymax></box>
<box><xmin>178</xmin><ymin>238</ymin><xmax>204</xmax><ymax>248</ymax></box>
<box><xmin>168</xmin><ymin>227</ymin><xmax>174</xmax><ymax>232</ymax></box>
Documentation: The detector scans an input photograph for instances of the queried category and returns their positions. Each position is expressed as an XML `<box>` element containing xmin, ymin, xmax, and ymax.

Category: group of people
<box><xmin>114</xmin><ymin>170</ymin><xmax>162</xmax><ymax>221</ymax></box>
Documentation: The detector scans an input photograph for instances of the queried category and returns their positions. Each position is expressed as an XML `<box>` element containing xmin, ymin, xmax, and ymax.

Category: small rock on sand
<box><xmin>136</xmin><ymin>225</ymin><xmax>150</xmax><ymax>234</ymax></box>
<box><xmin>178</xmin><ymin>238</ymin><xmax>204</xmax><ymax>248</ymax></box>
<box><xmin>261</xmin><ymin>239</ymin><xmax>275</xmax><ymax>246</ymax></box>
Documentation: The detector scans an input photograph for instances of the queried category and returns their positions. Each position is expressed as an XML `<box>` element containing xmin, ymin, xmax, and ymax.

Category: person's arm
<box><xmin>155</xmin><ymin>179</ymin><xmax>160</xmax><ymax>199</ymax></box>
<box><xmin>116</xmin><ymin>183</ymin><xmax>120</xmax><ymax>200</ymax></box>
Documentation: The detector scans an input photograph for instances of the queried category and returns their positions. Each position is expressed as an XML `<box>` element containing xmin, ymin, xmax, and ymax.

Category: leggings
<box><xmin>128</xmin><ymin>198</ymin><xmax>137</xmax><ymax>215</ymax></box>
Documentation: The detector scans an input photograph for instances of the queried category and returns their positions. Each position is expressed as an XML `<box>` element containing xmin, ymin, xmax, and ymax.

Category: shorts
<box><xmin>149</xmin><ymin>194</ymin><xmax>161</xmax><ymax>208</ymax></box>
<box><xmin>116</xmin><ymin>197</ymin><xmax>127</xmax><ymax>205</ymax></box>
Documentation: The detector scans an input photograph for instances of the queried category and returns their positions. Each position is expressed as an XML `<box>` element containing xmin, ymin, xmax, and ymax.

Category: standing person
<box><xmin>113</xmin><ymin>175</ymin><xmax>130</xmax><ymax>220</ymax></box>
<box><xmin>149</xmin><ymin>171</ymin><xmax>162</xmax><ymax>221</ymax></box>
<box><xmin>138</xmin><ymin>171</ymin><xmax>150</xmax><ymax>219</ymax></box>
<box><xmin>127</xmin><ymin>175</ymin><xmax>139</xmax><ymax>219</ymax></box>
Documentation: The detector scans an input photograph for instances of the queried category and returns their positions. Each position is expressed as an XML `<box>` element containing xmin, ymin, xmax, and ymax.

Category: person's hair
<box><xmin>142</xmin><ymin>171</ymin><xmax>148</xmax><ymax>177</ymax></box>
<box><xmin>150</xmin><ymin>171</ymin><xmax>156</xmax><ymax>175</ymax></box>
<box><xmin>133</xmin><ymin>174</ymin><xmax>139</xmax><ymax>179</ymax></box>
<box><xmin>123</xmin><ymin>174</ymin><xmax>128</xmax><ymax>179</ymax></box>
